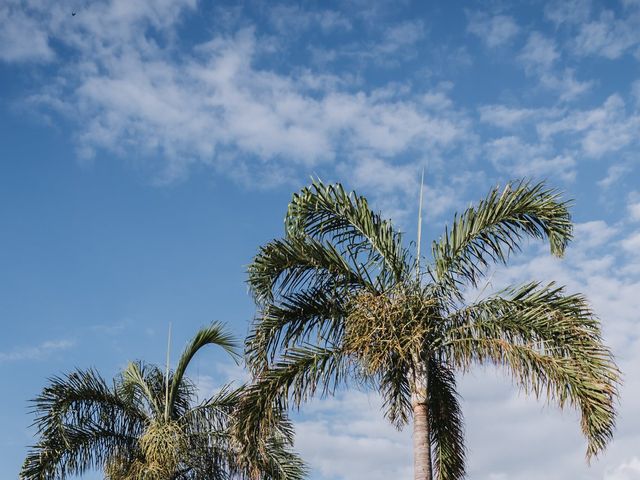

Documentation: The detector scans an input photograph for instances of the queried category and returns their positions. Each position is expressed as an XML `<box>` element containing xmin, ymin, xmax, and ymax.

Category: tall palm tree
<box><xmin>21</xmin><ymin>323</ymin><xmax>306</xmax><ymax>480</ymax></box>
<box><xmin>242</xmin><ymin>180</ymin><xmax>620</xmax><ymax>480</ymax></box>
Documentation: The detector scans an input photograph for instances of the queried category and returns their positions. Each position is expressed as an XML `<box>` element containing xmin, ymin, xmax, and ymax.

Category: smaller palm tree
<box><xmin>21</xmin><ymin>323</ymin><xmax>306</xmax><ymax>480</ymax></box>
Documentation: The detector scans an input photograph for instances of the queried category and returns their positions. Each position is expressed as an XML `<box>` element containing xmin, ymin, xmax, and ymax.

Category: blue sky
<box><xmin>1</xmin><ymin>0</ymin><xmax>640</xmax><ymax>479</ymax></box>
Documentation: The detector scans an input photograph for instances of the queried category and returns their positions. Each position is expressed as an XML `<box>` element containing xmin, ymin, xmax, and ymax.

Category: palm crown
<box><xmin>243</xmin><ymin>179</ymin><xmax>620</xmax><ymax>480</ymax></box>
<box><xmin>22</xmin><ymin>323</ymin><xmax>306</xmax><ymax>480</ymax></box>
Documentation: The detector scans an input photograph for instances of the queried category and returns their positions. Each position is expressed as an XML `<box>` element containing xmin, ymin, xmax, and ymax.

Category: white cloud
<box><xmin>598</xmin><ymin>164</ymin><xmax>632</xmax><ymax>189</ymax></box>
<box><xmin>294</xmin><ymin>391</ymin><xmax>412</xmax><ymax>480</ymax></box>
<box><xmin>632</xmin><ymin>80</ymin><xmax>640</xmax><ymax>106</ymax></box>
<box><xmin>604</xmin><ymin>457</ymin><xmax>640</xmax><ymax>480</ymax></box>
<box><xmin>538</xmin><ymin>95</ymin><xmax>640</xmax><ymax>158</ymax></box>
<box><xmin>378</xmin><ymin>20</ymin><xmax>425</xmax><ymax>54</ymax></box>
<box><xmin>0</xmin><ymin>339</ymin><xmax>75</xmax><ymax>363</ymax></box>
<box><xmin>267</xmin><ymin>6</ymin><xmax>352</xmax><ymax>34</ymax></box>
<box><xmin>539</xmin><ymin>68</ymin><xmax>594</xmax><ymax>101</ymax></box>
<box><xmin>0</xmin><ymin>3</ymin><xmax>54</xmax><ymax>62</ymax></box>
<box><xmin>573</xmin><ymin>9</ymin><xmax>640</xmax><ymax>59</ymax></box>
<box><xmin>478</xmin><ymin>105</ymin><xmax>538</xmax><ymax>129</ymax></box>
<box><xmin>629</xmin><ymin>202</ymin><xmax>640</xmax><ymax>222</ymax></box>
<box><xmin>467</xmin><ymin>13</ymin><xmax>519</xmax><ymax>48</ymax></box>
<box><xmin>574</xmin><ymin>220</ymin><xmax>619</xmax><ymax>250</ymax></box>
<box><xmin>516</xmin><ymin>32</ymin><xmax>591</xmax><ymax>101</ymax></box>
<box><xmin>485</xmin><ymin>136</ymin><xmax>576</xmax><ymax>181</ymax></box>
<box><xmin>544</xmin><ymin>0</ymin><xmax>592</xmax><ymax>25</ymax></box>
<box><xmin>518</xmin><ymin>32</ymin><xmax>559</xmax><ymax>71</ymax></box>
<box><xmin>621</xmin><ymin>230</ymin><xmax>640</xmax><ymax>253</ymax></box>
<box><xmin>347</xmin><ymin>157</ymin><xmax>418</xmax><ymax>195</ymax></box>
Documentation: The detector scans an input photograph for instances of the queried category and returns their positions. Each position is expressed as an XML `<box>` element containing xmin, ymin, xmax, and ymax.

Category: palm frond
<box><xmin>285</xmin><ymin>179</ymin><xmax>411</xmax><ymax>287</ymax></box>
<box><xmin>246</xmin><ymin>287</ymin><xmax>348</xmax><ymax>373</ymax></box>
<box><xmin>258</xmin><ymin>344</ymin><xmax>350</xmax><ymax>411</ymax></box>
<box><xmin>168</xmin><ymin>323</ymin><xmax>239</xmax><ymax>418</ymax></box>
<box><xmin>120</xmin><ymin>361</ymin><xmax>163</xmax><ymax>419</ymax></box>
<box><xmin>427</xmin><ymin>359</ymin><xmax>465</xmax><ymax>480</ymax></box>
<box><xmin>441</xmin><ymin>282</ymin><xmax>620</xmax><ymax>457</ymax></box>
<box><xmin>248</xmin><ymin>234</ymin><xmax>374</xmax><ymax>304</ymax></box>
<box><xmin>23</xmin><ymin>422</ymin><xmax>141</xmax><ymax>480</ymax></box>
<box><xmin>379</xmin><ymin>353</ymin><xmax>412</xmax><ymax>429</ymax></box>
<box><xmin>237</xmin><ymin>344</ymin><xmax>350</xmax><ymax>453</ymax></box>
<box><xmin>252</xmin><ymin>435</ymin><xmax>308</xmax><ymax>480</ymax></box>
<box><xmin>21</xmin><ymin>369</ymin><xmax>145</xmax><ymax>480</ymax></box>
<box><xmin>430</xmin><ymin>181</ymin><xmax>572</xmax><ymax>299</ymax></box>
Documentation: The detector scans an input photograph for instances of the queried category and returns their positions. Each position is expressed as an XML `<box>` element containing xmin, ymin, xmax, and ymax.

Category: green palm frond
<box><xmin>427</xmin><ymin>359</ymin><xmax>465</xmax><ymax>480</ymax></box>
<box><xmin>249</xmin><ymin>235</ymin><xmax>375</xmax><ymax>304</ymax></box>
<box><xmin>285</xmin><ymin>179</ymin><xmax>411</xmax><ymax>286</ymax></box>
<box><xmin>254</xmin><ymin>434</ymin><xmax>309</xmax><ymax>480</ymax></box>
<box><xmin>22</xmin><ymin>369</ymin><xmax>145</xmax><ymax>480</ymax></box>
<box><xmin>121</xmin><ymin>361</ymin><xmax>163</xmax><ymax>419</ymax></box>
<box><xmin>168</xmin><ymin>323</ymin><xmax>239</xmax><ymax>418</ymax></box>
<box><xmin>430</xmin><ymin>181</ymin><xmax>572</xmax><ymax>299</ymax></box>
<box><xmin>23</xmin><ymin>422</ymin><xmax>141</xmax><ymax>480</ymax></box>
<box><xmin>237</xmin><ymin>344</ymin><xmax>350</xmax><ymax>452</ymax></box>
<box><xmin>246</xmin><ymin>287</ymin><xmax>348</xmax><ymax>373</ymax></box>
<box><xmin>256</xmin><ymin>344</ymin><xmax>350</xmax><ymax>411</ymax></box>
<box><xmin>379</xmin><ymin>352</ymin><xmax>412</xmax><ymax>429</ymax></box>
<box><xmin>442</xmin><ymin>282</ymin><xmax>619</xmax><ymax>457</ymax></box>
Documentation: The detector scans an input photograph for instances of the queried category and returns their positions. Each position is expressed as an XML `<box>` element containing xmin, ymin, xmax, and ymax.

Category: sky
<box><xmin>1</xmin><ymin>0</ymin><xmax>640</xmax><ymax>479</ymax></box>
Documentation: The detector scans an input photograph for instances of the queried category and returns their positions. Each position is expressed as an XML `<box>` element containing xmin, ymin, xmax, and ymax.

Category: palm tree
<box><xmin>242</xmin><ymin>180</ymin><xmax>620</xmax><ymax>480</ymax></box>
<box><xmin>21</xmin><ymin>323</ymin><xmax>306</xmax><ymax>480</ymax></box>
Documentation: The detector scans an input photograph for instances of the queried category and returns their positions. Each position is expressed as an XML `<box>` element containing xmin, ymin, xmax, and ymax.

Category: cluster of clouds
<box><xmin>2</xmin><ymin>0</ymin><xmax>472</xmax><ymax>202</ymax></box>
<box><xmin>0</xmin><ymin>3</ymin><xmax>635</xmax><ymax>198</ymax></box>
<box><xmin>1</xmin><ymin>1</ymin><xmax>638</xmax><ymax>226</ymax></box>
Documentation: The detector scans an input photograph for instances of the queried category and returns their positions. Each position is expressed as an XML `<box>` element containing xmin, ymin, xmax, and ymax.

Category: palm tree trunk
<box><xmin>412</xmin><ymin>398</ymin><xmax>432</xmax><ymax>480</ymax></box>
<box><xmin>412</xmin><ymin>361</ymin><xmax>432</xmax><ymax>480</ymax></box>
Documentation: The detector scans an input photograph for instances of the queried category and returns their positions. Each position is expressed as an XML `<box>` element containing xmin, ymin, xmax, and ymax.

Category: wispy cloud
<box><xmin>0</xmin><ymin>339</ymin><xmax>75</xmax><ymax>363</ymax></box>
<box><xmin>573</xmin><ymin>9</ymin><xmax>640</xmax><ymax>60</ymax></box>
<box><xmin>598</xmin><ymin>164</ymin><xmax>632</xmax><ymax>189</ymax></box>
<box><xmin>538</xmin><ymin>95</ymin><xmax>640</xmax><ymax>157</ymax></box>
<box><xmin>467</xmin><ymin>12</ymin><xmax>519</xmax><ymax>48</ymax></box>
<box><xmin>517</xmin><ymin>32</ymin><xmax>592</xmax><ymax>101</ymax></box>
<box><xmin>629</xmin><ymin>201</ymin><xmax>640</xmax><ymax>222</ymax></box>
<box><xmin>485</xmin><ymin>135</ymin><xmax>576</xmax><ymax>181</ymax></box>
<box><xmin>604</xmin><ymin>457</ymin><xmax>640</xmax><ymax>480</ymax></box>
<box><xmin>544</xmin><ymin>0</ymin><xmax>592</xmax><ymax>25</ymax></box>
<box><xmin>267</xmin><ymin>5</ymin><xmax>352</xmax><ymax>34</ymax></box>
<box><xmin>0</xmin><ymin>3</ymin><xmax>54</xmax><ymax>62</ymax></box>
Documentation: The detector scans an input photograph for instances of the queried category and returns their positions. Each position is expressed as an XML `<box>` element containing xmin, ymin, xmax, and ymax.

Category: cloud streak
<box><xmin>0</xmin><ymin>339</ymin><xmax>75</xmax><ymax>363</ymax></box>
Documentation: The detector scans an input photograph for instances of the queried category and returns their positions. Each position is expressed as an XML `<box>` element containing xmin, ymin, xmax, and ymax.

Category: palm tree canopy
<box><xmin>244</xmin><ymin>179</ymin><xmax>620</xmax><ymax>479</ymax></box>
<box><xmin>22</xmin><ymin>322</ymin><xmax>306</xmax><ymax>480</ymax></box>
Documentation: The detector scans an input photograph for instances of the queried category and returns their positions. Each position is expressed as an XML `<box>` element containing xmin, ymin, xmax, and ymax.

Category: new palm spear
<box><xmin>243</xmin><ymin>179</ymin><xmax>620</xmax><ymax>480</ymax></box>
